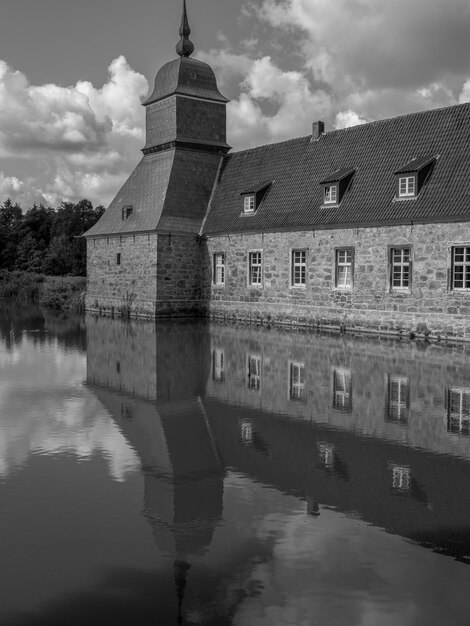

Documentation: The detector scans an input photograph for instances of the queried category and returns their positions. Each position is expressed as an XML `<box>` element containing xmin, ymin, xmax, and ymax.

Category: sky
<box><xmin>2</xmin><ymin>0</ymin><xmax>470</xmax><ymax>208</ymax></box>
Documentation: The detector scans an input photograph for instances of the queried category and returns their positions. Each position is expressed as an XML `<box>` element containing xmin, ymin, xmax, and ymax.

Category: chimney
<box><xmin>312</xmin><ymin>120</ymin><xmax>325</xmax><ymax>140</ymax></box>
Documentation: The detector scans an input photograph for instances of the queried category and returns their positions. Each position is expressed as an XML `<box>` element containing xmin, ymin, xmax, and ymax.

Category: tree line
<box><xmin>0</xmin><ymin>199</ymin><xmax>104</xmax><ymax>276</ymax></box>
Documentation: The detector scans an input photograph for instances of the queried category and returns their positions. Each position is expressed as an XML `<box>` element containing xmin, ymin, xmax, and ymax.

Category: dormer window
<box><xmin>324</xmin><ymin>185</ymin><xmax>337</xmax><ymax>204</ymax></box>
<box><xmin>244</xmin><ymin>195</ymin><xmax>255</xmax><ymax>214</ymax></box>
<box><xmin>240</xmin><ymin>180</ymin><xmax>273</xmax><ymax>216</ymax></box>
<box><xmin>398</xmin><ymin>175</ymin><xmax>416</xmax><ymax>197</ymax></box>
<box><xmin>320</xmin><ymin>167</ymin><xmax>355</xmax><ymax>207</ymax></box>
<box><xmin>394</xmin><ymin>155</ymin><xmax>437</xmax><ymax>200</ymax></box>
<box><xmin>122</xmin><ymin>205</ymin><xmax>133</xmax><ymax>220</ymax></box>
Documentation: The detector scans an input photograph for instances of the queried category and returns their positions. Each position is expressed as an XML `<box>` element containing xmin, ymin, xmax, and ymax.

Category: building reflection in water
<box><xmin>86</xmin><ymin>315</ymin><xmax>470</xmax><ymax>622</ymax></box>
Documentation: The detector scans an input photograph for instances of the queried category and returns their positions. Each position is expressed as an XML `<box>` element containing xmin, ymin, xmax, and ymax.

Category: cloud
<box><xmin>0</xmin><ymin>56</ymin><xmax>147</xmax><ymax>207</ymax></box>
<box><xmin>200</xmin><ymin>0</ymin><xmax>470</xmax><ymax>148</ymax></box>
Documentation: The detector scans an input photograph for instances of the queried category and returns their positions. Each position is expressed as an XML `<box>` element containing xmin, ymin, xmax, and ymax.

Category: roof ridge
<box><xmin>229</xmin><ymin>134</ymin><xmax>310</xmax><ymax>157</ymax></box>
<box><xmin>325</xmin><ymin>101</ymin><xmax>470</xmax><ymax>138</ymax></box>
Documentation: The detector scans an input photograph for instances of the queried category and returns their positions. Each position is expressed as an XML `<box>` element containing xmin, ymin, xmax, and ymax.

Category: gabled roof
<box><xmin>240</xmin><ymin>180</ymin><xmax>273</xmax><ymax>195</ymax></box>
<box><xmin>394</xmin><ymin>155</ymin><xmax>437</xmax><ymax>175</ymax></box>
<box><xmin>202</xmin><ymin>102</ymin><xmax>470</xmax><ymax>235</ymax></box>
<box><xmin>320</xmin><ymin>167</ymin><xmax>356</xmax><ymax>185</ymax></box>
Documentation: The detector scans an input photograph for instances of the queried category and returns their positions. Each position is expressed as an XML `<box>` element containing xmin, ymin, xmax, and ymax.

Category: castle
<box><xmin>84</xmin><ymin>2</ymin><xmax>470</xmax><ymax>339</ymax></box>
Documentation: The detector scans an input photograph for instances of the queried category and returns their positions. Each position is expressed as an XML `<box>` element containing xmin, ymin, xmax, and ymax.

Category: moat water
<box><xmin>1</xmin><ymin>304</ymin><xmax>470</xmax><ymax>625</ymax></box>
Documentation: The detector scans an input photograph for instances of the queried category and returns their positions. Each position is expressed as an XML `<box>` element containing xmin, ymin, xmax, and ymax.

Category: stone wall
<box><xmin>204</xmin><ymin>222</ymin><xmax>470</xmax><ymax>338</ymax></box>
<box><xmin>85</xmin><ymin>233</ymin><xmax>158</xmax><ymax>317</ymax></box>
<box><xmin>206</xmin><ymin>321</ymin><xmax>470</xmax><ymax>461</ymax></box>
<box><xmin>156</xmin><ymin>233</ymin><xmax>205</xmax><ymax>316</ymax></box>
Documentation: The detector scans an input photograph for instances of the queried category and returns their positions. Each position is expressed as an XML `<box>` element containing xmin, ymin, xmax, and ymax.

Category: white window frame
<box><xmin>390</xmin><ymin>247</ymin><xmax>411</xmax><ymax>290</ymax></box>
<box><xmin>291</xmin><ymin>249</ymin><xmax>307</xmax><ymax>287</ymax></box>
<box><xmin>391</xmin><ymin>464</ymin><xmax>411</xmax><ymax>490</ymax></box>
<box><xmin>247</xmin><ymin>354</ymin><xmax>262</xmax><ymax>391</ymax></box>
<box><xmin>213</xmin><ymin>252</ymin><xmax>225</xmax><ymax>286</ymax></box>
<box><xmin>335</xmin><ymin>248</ymin><xmax>353</xmax><ymax>289</ymax></box>
<box><xmin>451</xmin><ymin>246</ymin><xmax>470</xmax><ymax>290</ymax></box>
<box><xmin>398</xmin><ymin>176</ymin><xmax>416</xmax><ymax>197</ymax></box>
<box><xmin>447</xmin><ymin>386</ymin><xmax>470</xmax><ymax>435</ymax></box>
<box><xmin>248</xmin><ymin>251</ymin><xmax>263</xmax><ymax>287</ymax></box>
<box><xmin>288</xmin><ymin>360</ymin><xmax>305</xmax><ymax>401</ymax></box>
<box><xmin>386</xmin><ymin>376</ymin><xmax>410</xmax><ymax>423</ymax></box>
<box><xmin>212</xmin><ymin>348</ymin><xmax>225</xmax><ymax>382</ymax></box>
<box><xmin>324</xmin><ymin>185</ymin><xmax>337</xmax><ymax>204</ymax></box>
<box><xmin>332</xmin><ymin>367</ymin><xmax>352</xmax><ymax>412</ymax></box>
<box><xmin>243</xmin><ymin>195</ymin><xmax>255</xmax><ymax>214</ymax></box>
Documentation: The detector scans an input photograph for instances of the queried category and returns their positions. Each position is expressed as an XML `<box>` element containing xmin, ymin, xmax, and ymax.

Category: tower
<box><xmin>84</xmin><ymin>0</ymin><xmax>230</xmax><ymax>317</ymax></box>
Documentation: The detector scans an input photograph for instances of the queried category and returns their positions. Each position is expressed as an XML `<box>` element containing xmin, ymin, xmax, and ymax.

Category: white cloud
<box><xmin>335</xmin><ymin>110</ymin><xmax>368</xmax><ymax>130</ymax></box>
<box><xmin>0</xmin><ymin>56</ymin><xmax>147</xmax><ymax>207</ymax></box>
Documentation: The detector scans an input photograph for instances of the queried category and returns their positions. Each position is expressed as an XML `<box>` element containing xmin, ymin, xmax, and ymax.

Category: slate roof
<box><xmin>143</xmin><ymin>57</ymin><xmax>228</xmax><ymax>106</ymax></box>
<box><xmin>85</xmin><ymin>149</ymin><xmax>222</xmax><ymax>237</ymax></box>
<box><xmin>320</xmin><ymin>167</ymin><xmax>356</xmax><ymax>184</ymax></box>
<box><xmin>202</xmin><ymin>102</ymin><xmax>470</xmax><ymax>235</ymax></box>
<box><xmin>394</xmin><ymin>155</ymin><xmax>437</xmax><ymax>174</ymax></box>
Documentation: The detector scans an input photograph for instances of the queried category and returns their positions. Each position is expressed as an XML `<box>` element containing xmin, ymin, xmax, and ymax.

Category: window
<box><xmin>447</xmin><ymin>387</ymin><xmax>470</xmax><ymax>435</ymax></box>
<box><xmin>240</xmin><ymin>421</ymin><xmax>254</xmax><ymax>444</ymax></box>
<box><xmin>244</xmin><ymin>195</ymin><xmax>255</xmax><ymax>213</ymax></box>
<box><xmin>332</xmin><ymin>368</ymin><xmax>352</xmax><ymax>412</ymax></box>
<box><xmin>291</xmin><ymin>250</ymin><xmax>306</xmax><ymax>286</ymax></box>
<box><xmin>121</xmin><ymin>205</ymin><xmax>133</xmax><ymax>220</ymax></box>
<box><xmin>390</xmin><ymin>247</ymin><xmax>411</xmax><ymax>290</ymax></box>
<box><xmin>289</xmin><ymin>361</ymin><xmax>305</xmax><ymax>400</ymax></box>
<box><xmin>213</xmin><ymin>253</ymin><xmax>225</xmax><ymax>286</ymax></box>
<box><xmin>398</xmin><ymin>176</ymin><xmax>416</xmax><ymax>197</ymax></box>
<box><xmin>212</xmin><ymin>348</ymin><xmax>225</xmax><ymax>382</ymax></box>
<box><xmin>247</xmin><ymin>355</ymin><xmax>261</xmax><ymax>391</ymax></box>
<box><xmin>324</xmin><ymin>185</ymin><xmax>337</xmax><ymax>204</ymax></box>
<box><xmin>451</xmin><ymin>246</ymin><xmax>470</xmax><ymax>290</ymax></box>
<box><xmin>391</xmin><ymin>464</ymin><xmax>411</xmax><ymax>491</ymax></box>
<box><xmin>116</xmin><ymin>253</ymin><xmax>121</xmax><ymax>265</ymax></box>
<box><xmin>386</xmin><ymin>376</ymin><xmax>410</xmax><ymax>423</ymax></box>
<box><xmin>249</xmin><ymin>251</ymin><xmax>262</xmax><ymax>286</ymax></box>
<box><xmin>335</xmin><ymin>249</ymin><xmax>353</xmax><ymax>289</ymax></box>
<box><xmin>318</xmin><ymin>442</ymin><xmax>335</xmax><ymax>470</ymax></box>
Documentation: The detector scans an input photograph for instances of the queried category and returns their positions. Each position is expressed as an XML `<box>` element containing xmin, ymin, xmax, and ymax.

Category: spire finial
<box><xmin>176</xmin><ymin>0</ymin><xmax>194</xmax><ymax>58</ymax></box>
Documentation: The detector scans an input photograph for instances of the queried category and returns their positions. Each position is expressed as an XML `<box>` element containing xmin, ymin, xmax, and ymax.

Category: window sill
<box><xmin>239</xmin><ymin>211</ymin><xmax>257</xmax><ymax>217</ymax></box>
<box><xmin>212</xmin><ymin>283</ymin><xmax>225</xmax><ymax>289</ymax></box>
<box><xmin>248</xmin><ymin>284</ymin><xmax>263</xmax><ymax>289</ymax></box>
<box><xmin>289</xmin><ymin>284</ymin><xmax>307</xmax><ymax>289</ymax></box>
<box><xmin>393</xmin><ymin>195</ymin><xmax>418</xmax><ymax>202</ymax></box>
<box><xmin>390</xmin><ymin>288</ymin><xmax>411</xmax><ymax>295</ymax></box>
<box><xmin>332</xmin><ymin>286</ymin><xmax>353</xmax><ymax>292</ymax></box>
<box><xmin>320</xmin><ymin>203</ymin><xmax>340</xmax><ymax>209</ymax></box>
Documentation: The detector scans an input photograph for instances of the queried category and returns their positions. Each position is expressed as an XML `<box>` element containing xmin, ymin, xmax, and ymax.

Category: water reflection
<box><xmin>3</xmin><ymin>307</ymin><xmax>470</xmax><ymax>625</ymax></box>
<box><xmin>84</xmin><ymin>316</ymin><xmax>470</xmax><ymax>622</ymax></box>
<box><xmin>0</xmin><ymin>306</ymin><xmax>139</xmax><ymax>481</ymax></box>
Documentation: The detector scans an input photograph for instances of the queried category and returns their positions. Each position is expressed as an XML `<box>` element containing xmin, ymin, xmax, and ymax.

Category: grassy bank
<box><xmin>0</xmin><ymin>270</ymin><xmax>86</xmax><ymax>310</ymax></box>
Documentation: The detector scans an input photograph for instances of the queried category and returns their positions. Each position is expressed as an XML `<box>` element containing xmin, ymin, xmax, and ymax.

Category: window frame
<box><xmin>290</xmin><ymin>249</ymin><xmax>307</xmax><ymax>288</ymax></box>
<box><xmin>398</xmin><ymin>175</ymin><xmax>417</xmax><ymax>198</ymax></box>
<box><xmin>323</xmin><ymin>184</ymin><xmax>338</xmax><ymax>205</ymax></box>
<box><xmin>247</xmin><ymin>354</ymin><xmax>262</xmax><ymax>391</ymax></box>
<box><xmin>288</xmin><ymin>360</ymin><xmax>306</xmax><ymax>401</ymax></box>
<box><xmin>248</xmin><ymin>250</ymin><xmax>263</xmax><ymax>287</ymax></box>
<box><xmin>447</xmin><ymin>386</ymin><xmax>470</xmax><ymax>436</ymax></box>
<box><xmin>332</xmin><ymin>367</ymin><xmax>353</xmax><ymax>413</ymax></box>
<box><xmin>212</xmin><ymin>348</ymin><xmax>225</xmax><ymax>382</ymax></box>
<box><xmin>335</xmin><ymin>247</ymin><xmax>354</xmax><ymax>290</ymax></box>
<box><xmin>385</xmin><ymin>375</ymin><xmax>410</xmax><ymax>423</ymax></box>
<box><xmin>213</xmin><ymin>252</ymin><xmax>226</xmax><ymax>286</ymax></box>
<box><xmin>389</xmin><ymin>246</ymin><xmax>412</xmax><ymax>291</ymax></box>
<box><xmin>243</xmin><ymin>195</ymin><xmax>255</xmax><ymax>214</ymax></box>
<box><xmin>451</xmin><ymin>245</ymin><xmax>470</xmax><ymax>291</ymax></box>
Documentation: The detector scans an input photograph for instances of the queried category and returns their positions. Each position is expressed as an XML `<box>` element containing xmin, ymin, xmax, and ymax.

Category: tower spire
<box><xmin>176</xmin><ymin>0</ymin><xmax>194</xmax><ymax>58</ymax></box>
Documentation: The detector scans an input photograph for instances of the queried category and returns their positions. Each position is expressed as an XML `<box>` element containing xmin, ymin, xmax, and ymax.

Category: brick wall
<box><xmin>204</xmin><ymin>222</ymin><xmax>470</xmax><ymax>338</ymax></box>
<box><xmin>85</xmin><ymin>233</ymin><xmax>158</xmax><ymax>316</ymax></box>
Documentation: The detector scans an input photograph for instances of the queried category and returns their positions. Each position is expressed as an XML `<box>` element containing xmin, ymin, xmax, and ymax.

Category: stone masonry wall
<box><xmin>156</xmin><ymin>233</ymin><xmax>205</xmax><ymax>316</ymax></box>
<box><xmin>204</xmin><ymin>222</ymin><xmax>470</xmax><ymax>339</ymax></box>
<box><xmin>86</xmin><ymin>233</ymin><xmax>158</xmax><ymax>317</ymax></box>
